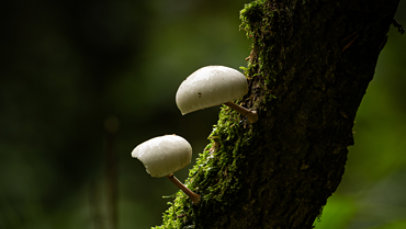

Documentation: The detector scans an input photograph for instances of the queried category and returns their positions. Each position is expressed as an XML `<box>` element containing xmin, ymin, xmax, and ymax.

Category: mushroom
<box><xmin>131</xmin><ymin>135</ymin><xmax>201</xmax><ymax>204</ymax></box>
<box><xmin>175</xmin><ymin>65</ymin><xmax>258</xmax><ymax>123</ymax></box>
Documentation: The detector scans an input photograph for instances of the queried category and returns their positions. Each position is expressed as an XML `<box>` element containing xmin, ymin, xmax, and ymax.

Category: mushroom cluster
<box><xmin>131</xmin><ymin>65</ymin><xmax>256</xmax><ymax>204</ymax></box>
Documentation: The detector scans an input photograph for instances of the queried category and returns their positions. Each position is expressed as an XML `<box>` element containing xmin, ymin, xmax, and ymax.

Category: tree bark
<box><xmin>154</xmin><ymin>0</ymin><xmax>399</xmax><ymax>228</ymax></box>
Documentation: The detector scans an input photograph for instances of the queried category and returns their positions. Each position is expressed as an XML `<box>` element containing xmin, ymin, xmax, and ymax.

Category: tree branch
<box><xmin>154</xmin><ymin>0</ymin><xmax>399</xmax><ymax>228</ymax></box>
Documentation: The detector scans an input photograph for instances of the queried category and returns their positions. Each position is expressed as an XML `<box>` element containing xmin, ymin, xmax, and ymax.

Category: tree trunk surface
<box><xmin>154</xmin><ymin>0</ymin><xmax>399</xmax><ymax>228</ymax></box>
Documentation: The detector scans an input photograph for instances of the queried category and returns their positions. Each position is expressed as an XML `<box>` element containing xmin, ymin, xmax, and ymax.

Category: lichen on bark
<box><xmin>154</xmin><ymin>0</ymin><xmax>399</xmax><ymax>228</ymax></box>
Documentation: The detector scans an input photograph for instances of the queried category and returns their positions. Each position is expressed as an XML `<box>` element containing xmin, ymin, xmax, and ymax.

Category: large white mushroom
<box><xmin>131</xmin><ymin>135</ymin><xmax>200</xmax><ymax>204</ymax></box>
<box><xmin>176</xmin><ymin>65</ymin><xmax>258</xmax><ymax>123</ymax></box>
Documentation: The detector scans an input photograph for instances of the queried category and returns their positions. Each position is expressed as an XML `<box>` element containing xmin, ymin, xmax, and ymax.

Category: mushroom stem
<box><xmin>167</xmin><ymin>174</ymin><xmax>201</xmax><ymax>204</ymax></box>
<box><xmin>224</xmin><ymin>102</ymin><xmax>258</xmax><ymax>123</ymax></box>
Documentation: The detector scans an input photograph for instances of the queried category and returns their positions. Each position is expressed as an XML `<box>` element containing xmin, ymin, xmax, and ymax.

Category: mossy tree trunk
<box><xmin>155</xmin><ymin>0</ymin><xmax>399</xmax><ymax>228</ymax></box>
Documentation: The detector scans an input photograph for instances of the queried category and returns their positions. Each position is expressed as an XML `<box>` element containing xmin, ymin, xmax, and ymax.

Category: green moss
<box><xmin>240</xmin><ymin>0</ymin><xmax>282</xmax><ymax>89</ymax></box>
<box><xmin>240</xmin><ymin>0</ymin><xmax>266</xmax><ymax>38</ymax></box>
<box><xmin>153</xmin><ymin>105</ymin><xmax>257</xmax><ymax>228</ymax></box>
<box><xmin>154</xmin><ymin>1</ymin><xmax>272</xmax><ymax>228</ymax></box>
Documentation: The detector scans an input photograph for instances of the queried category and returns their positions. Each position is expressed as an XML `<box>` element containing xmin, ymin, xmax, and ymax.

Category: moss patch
<box><xmin>154</xmin><ymin>1</ymin><xmax>271</xmax><ymax>228</ymax></box>
<box><xmin>153</xmin><ymin>104</ymin><xmax>257</xmax><ymax>228</ymax></box>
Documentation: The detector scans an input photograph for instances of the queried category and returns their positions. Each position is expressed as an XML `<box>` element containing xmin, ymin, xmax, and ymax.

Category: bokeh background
<box><xmin>1</xmin><ymin>1</ymin><xmax>405</xmax><ymax>228</ymax></box>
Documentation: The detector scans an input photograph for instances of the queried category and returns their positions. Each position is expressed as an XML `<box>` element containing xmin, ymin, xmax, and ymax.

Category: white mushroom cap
<box><xmin>176</xmin><ymin>65</ymin><xmax>248</xmax><ymax>115</ymax></box>
<box><xmin>131</xmin><ymin>135</ymin><xmax>192</xmax><ymax>178</ymax></box>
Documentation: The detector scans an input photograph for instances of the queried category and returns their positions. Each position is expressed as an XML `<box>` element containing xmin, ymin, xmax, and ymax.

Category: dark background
<box><xmin>1</xmin><ymin>1</ymin><xmax>405</xmax><ymax>228</ymax></box>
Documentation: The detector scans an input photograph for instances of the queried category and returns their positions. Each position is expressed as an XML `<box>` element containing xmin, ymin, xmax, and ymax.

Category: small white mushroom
<box><xmin>131</xmin><ymin>135</ymin><xmax>200</xmax><ymax>204</ymax></box>
<box><xmin>176</xmin><ymin>65</ymin><xmax>258</xmax><ymax>123</ymax></box>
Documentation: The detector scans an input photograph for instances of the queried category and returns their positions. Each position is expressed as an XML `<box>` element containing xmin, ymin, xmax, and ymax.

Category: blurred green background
<box><xmin>1</xmin><ymin>1</ymin><xmax>405</xmax><ymax>228</ymax></box>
